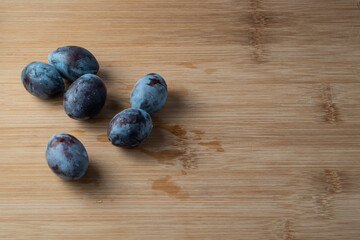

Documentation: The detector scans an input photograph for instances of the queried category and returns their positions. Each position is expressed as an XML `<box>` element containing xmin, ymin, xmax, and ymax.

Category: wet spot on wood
<box><xmin>140</xmin><ymin>118</ymin><xmax>198</xmax><ymax>169</ymax></box>
<box><xmin>191</xmin><ymin>130</ymin><xmax>205</xmax><ymax>135</ymax></box>
<box><xmin>205</xmin><ymin>68</ymin><xmax>217</xmax><ymax>74</ymax></box>
<box><xmin>145</xmin><ymin>119</ymin><xmax>219</xmax><ymax>170</ymax></box>
<box><xmin>140</xmin><ymin>148</ymin><xmax>184</xmax><ymax>164</ymax></box>
<box><xmin>198</xmin><ymin>141</ymin><xmax>224</xmax><ymax>152</ymax></box>
<box><xmin>145</xmin><ymin>119</ymin><xmax>223</xmax><ymax>169</ymax></box>
<box><xmin>97</xmin><ymin>134</ymin><xmax>108</xmax><ymax>143</ymax></box>
<box><xmin>321</xmin><ymin>84</ymin><xmax>339</xmax><ymax>124</ymax></box>
<box><xmin>178</xmin><ymin>62</ymin><xmax>197</xmax><ymax>69</ymax></box>
<box><xmin>151</xmin><ymin>175</ymin><xmax>189</xmax><ymax>199</ymax></box>
<box><xmin>191</xmin><ymin>130</ymin><xmax>205</xmax><ymax>141</ymax></box>
<box><xmin>169</xmin><ymin>125</ymin><xmax>187</xmax><ymax>138</ymax></box>
<box><xmin>157</xmin><ymin>124</ymin><xmax>187</xmax><ymax>139</ymax></box>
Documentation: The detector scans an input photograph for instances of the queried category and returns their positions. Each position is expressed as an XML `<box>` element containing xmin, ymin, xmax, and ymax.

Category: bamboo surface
<box><xmin>1</xmin><ymin>0</ymin><xmax>360</xmax><ymax>239</ymax></box>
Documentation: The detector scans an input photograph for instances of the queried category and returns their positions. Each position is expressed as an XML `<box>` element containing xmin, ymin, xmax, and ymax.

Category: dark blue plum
<box><xmin>48</xmin><ymin>46</ymin><xmax>99</xmax><ymax>82</ymax></box>
<box><xmin>21</xmin><ymin>61</ymin><xmax>64</xmax><ymax>99</ymax></box>
<box><xmin>130</xmin><ymin>73</ymin><xmax>167</xmax><ymax>115</ymax></box>
<box><xmin>63</xmin><ymin>74</ymin><xmax>107</xmax><ymax>120</ymax></box>
<box><xmin>107</xmin><ymin>108</ymin><xmax>153</xmax><ymax>148</ymax></box>
<box><xmin>46</xmin><ymin>133</ymin><xmax>88</xmax><ymax>180</ymax></box>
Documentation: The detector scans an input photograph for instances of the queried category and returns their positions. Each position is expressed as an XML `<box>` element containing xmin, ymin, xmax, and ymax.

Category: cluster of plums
<box><xmin>22</xmin><ymin>46</ymin><xmax>167</xmax><ymax>180</ymax></box>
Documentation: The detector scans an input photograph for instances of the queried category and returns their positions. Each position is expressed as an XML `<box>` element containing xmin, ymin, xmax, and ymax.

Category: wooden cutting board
<box><xmin>1</xmin><ymin>0</ymin><xmax>360</xmax><ymax>239</ymax></box>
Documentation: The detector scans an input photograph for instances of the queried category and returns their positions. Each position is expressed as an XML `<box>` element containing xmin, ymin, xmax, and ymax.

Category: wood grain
<box><xmin>1</xmin><ymin>0</ymin><xmax>360</xmax><ymax>239</ymax></box>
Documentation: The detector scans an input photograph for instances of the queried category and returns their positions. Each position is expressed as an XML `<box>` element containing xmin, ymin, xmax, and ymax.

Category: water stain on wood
<box><xmin>191</xmin><ymin>130</ymin><xmax>205</xmax><ymax>135</ymax></box>
<box><xmin>152</xmin><ymin>117</ymin><xmax>188</xmax><ymax>139</ymax></box>
<box><xmin>148</xmin><ymin>118</ymin><xmax>221</xmax><ymax>169</ymax></box>
<box><xmin>151</xmin><ymin>175</ymin><xmax>189</xmax><ymax>199</ymax></box>
<box><xmin>321</xmin><ymin>84</ymin><xmax>339</xmax><ymax>124</ymax></box>
<box><xmin>146</xmin><ymin>119</ymin><xmax>197</xmax><ymax>169</ymax></box>
<box><xmin>178</xmin><ymin>62</ymin><xmax>197</xmax><ymax>69</ymax></box>
<box><xmin>198</xmin><ymin>141</ymin><xmax>224</xmax><ymax>152</ymax></box>
<box><xmin>157</xmin><ymin>124</ymin><xmax>187</xmax><ymax>139</ymax></box>
<box><xmin>139</xmin><ymin>148</ymin><xmax>184</xmax><ymax>165</ymax></box>
<box><xmin>97</xmin><ymin>134</ymin><xmax>108</xmax><ymax>143</ymax></box>
<box><xmin>168</xmin><ymin>125</ymin><xmax>187</xmax><ymax>139</ymax></box>
<box><xmin>191</xmin><ymin>129</ymin><xmax>205</xmax><ymax>140</ymax></box>
<box><xmin>181</xmin><ymin>170</ymin><xmax>188</xmax><ymax>175</ymax></box>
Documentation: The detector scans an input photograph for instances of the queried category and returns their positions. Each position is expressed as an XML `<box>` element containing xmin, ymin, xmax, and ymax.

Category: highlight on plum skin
<box><xmin>63</xmin><ymin>74</ymin><xmax>107</xmax><ymax>120</ymax></box>
<box><xmin>130</xmin><ymin>73</ymin><xmax>167</xmax><ymax>115</ymax></box>
<box><xmin>46</xmin><ymin>133</ymin><xmax>89</xmax><ymax>180</ymax></box>
<box><xmin>107</xmin><ymin>108</ymin><xmax>153</xmax><ymax>148</ymax></box>
<box><xmin>21</xmin><ymin>61</ymin><xmax>64</xmax><ymax>99</ymax></box>
<box><xmin>48</xmin><ymin>46</ymin><xmax>99</xmax><ymax>82</ymax></box>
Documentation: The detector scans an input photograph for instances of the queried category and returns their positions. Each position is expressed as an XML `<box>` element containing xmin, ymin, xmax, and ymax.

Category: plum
<box><xmin>46</xmin><ymin>133</ymin><xmax>88</xmax><ymax>180</ymax></box>
<box><xmin>107</xmin><ymin>108</ymin><xmax>153</xmax><ymax>148</ymax></box>
<box><xmin>130</xmin><ymin>73</ymin><xmax>167</xmax><ymax>115</ymax></box>
<box><xmin>21</xmin><ymin>61</ymin><xmax>64</xmax><ymax>98</ymax></box>
<box><xmin>48</xmin><ymin>46</ymin><xmax>99</xmax><ymax>82</ymax></box>
<box><xmin>63</xmin><ymin>74</ymin><xmax>107</xmax><ymax>120</ymax></box>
